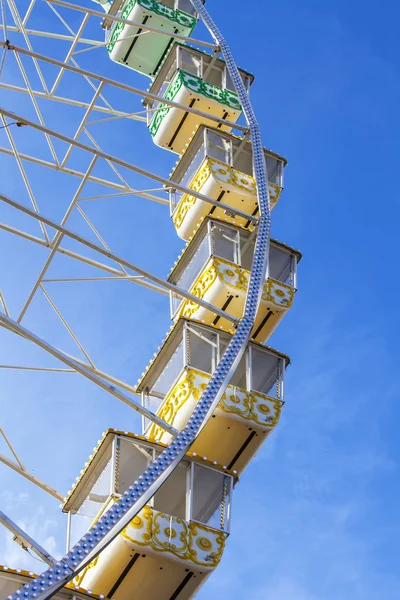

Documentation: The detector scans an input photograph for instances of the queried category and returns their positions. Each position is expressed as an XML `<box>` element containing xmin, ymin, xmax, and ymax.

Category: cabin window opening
<box><xmin>175</xmin><ymin>233</ymin><xmax>210</xmax><ymax>293</ymax></box>
<box><xmin>223</xmin><ymin>67</ymin><xmax>250</xmax><ymax>93</ymax></box>
<box><xmin>178</xmin><ymin>47</ymin><xmax>203</xmax><ymax>77</ymax></box>
<box><xmin>212</xmin><ymin>223</ymin><xmax>240</xmax><ymax>264</ymax></box>
<box><xmin>75</xmin><ymin>457</ymin><xmax>113</xmax><ymax>521</ymax></box>
<box><xmin>181</xmin><ymin>144</ymin><xmax>206</xmax><ymax>187</ymax></box>
<box><xmin>205</xmin><ymin>130</ymin><xmax>232</xmax><ymax>165</ymax></box>
<box><xmin>191</xmin><ymin>464</ymin><xmax>232</xmax><ymax>532</ymax></box>
<box><xmin>250</xmin><ymin>348</ymin><xmax>284</xmax><ymax>398</ymax></box>
<box><xmin>151</xmin><ymin>339</ymin><xmax>185</xmax><ymax>399</ymax></box>
<box><xmin>186</xmin><ymin>324</ymin><xmax>218</xmax><ymax>373</ymax></box>
<box><xmin>269</xmin><ymin>245</ymin><xmax>293</xmax><ymax>284</ymax></box>
<box><xmin>118</xmin><ymin>439</ymin><xmax>153</xmax><ymax>495</ymax></box>
<box><xmin>175</xmin><ymin>0</ymin><xmax>197</xmax><ymax>16</ymax></box>
<box><xmin>170</xmin><ymin>143</ymin><xmax>206</xmax><ymax>214</ymax></box>
<box><xmin>147</xmin><ymin>61</ymin><xmax>177</xmax><ymax>125</ymax></box>
<box><xmin>153</xmin><ymin>458</ymin><xmax>188</xmax><ymax>519</ymax></box>
<box><xmin>205</xmin><ymin>63</ymin><xmax>223</xmax><ymax>88</ymax></box>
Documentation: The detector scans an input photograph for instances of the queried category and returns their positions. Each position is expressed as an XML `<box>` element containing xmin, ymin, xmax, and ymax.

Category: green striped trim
<box><xmin>149</xmin><ymin>70</ymin><xmax>242</xmax><ymax>137</ymax></box>
<box><xmin>107</xmin><ymin>0</ymin><xmax>196</xmax><ymax>53</ymax></box>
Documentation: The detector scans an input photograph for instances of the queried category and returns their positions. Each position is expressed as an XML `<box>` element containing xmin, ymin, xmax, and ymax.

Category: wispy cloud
<box><xmin>198</xmin><ymin>316</ymin><xmax>400</xmax><ymax>599</ymax></box>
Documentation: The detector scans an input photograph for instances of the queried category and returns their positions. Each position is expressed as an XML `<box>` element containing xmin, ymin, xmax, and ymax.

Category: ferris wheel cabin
<box><xmin>143</xmin><ymin>42</ymin><xmax>253</xmax><ymax>154</ymax></box>
<box><xmin>137</xmin><ymin>319</ymin><xmax>289</xmax><ymax>473</ymax></box>
<box><xmin>62</xmin><ymin>430</ymin><xmax>234</xmax><ymax>600</ymax></box>
<box><xmin>169</xmin><ymin>125</ymin><xmax>287</xmax><ymax>240</ymax></box>
<box><xmin>168</xmin><ymin>218</ymin><xmax>301</xmax><ymax>343</ymax></box>
<box><xmin>100</xmin><ymin>0</ymin><xmax>203</xmax><ymax>77</ymax></box>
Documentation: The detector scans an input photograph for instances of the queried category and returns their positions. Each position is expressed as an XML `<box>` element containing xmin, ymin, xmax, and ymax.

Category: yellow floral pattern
<box><xmin>121</xmin><ymin>505</ymin><xmax>227</xmax><ymax>568</ymax></box>
<box><xmin>177</xmin><ymin>257</ymin><xmax>294</xmax><ymax>320</ymax></box>
<box><xmin>172</xmin><ymin>157</ymin><xmax>282</xmax><ymax>231</ymax></box>
<box><xmin>149</xmin><ymin>367</ymin><xmax>282</xmax><ymax>442</ymax></box>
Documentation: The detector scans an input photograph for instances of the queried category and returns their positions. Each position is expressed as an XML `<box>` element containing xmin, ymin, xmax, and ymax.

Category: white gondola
<box><xmin>97</xmin><ymin>0</ymin><xmax>202</xmax><ymax>77</ymax></box>
<box><xmin>169</xmin><ymin>124</ymin><xmax>287</xmax><ymax>240</ymax></box>
<box><xmin>143</xmin><ymin>42</ymin><xmax>253</xmax><ymax>154</ymax></box>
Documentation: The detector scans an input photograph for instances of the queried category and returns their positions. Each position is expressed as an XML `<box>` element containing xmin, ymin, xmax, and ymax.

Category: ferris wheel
<box><xmin>0</xmin><ymin>1</ymin><xmax>301</xmax><ymax>599</ymax></box>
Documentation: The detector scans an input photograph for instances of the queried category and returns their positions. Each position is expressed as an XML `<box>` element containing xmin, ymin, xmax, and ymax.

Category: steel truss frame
<box><xmin>0</xmin><ymin>0</ymin><xmax>272</xmax><ymax>598</ymax></box>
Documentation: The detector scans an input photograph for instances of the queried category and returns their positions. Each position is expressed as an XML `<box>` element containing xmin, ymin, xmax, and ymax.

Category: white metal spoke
<box><xmin>22</xmin><ymin>0</ymin><xmax>37</xmax><ymax>26</ymax></box>
<box><xmin>39</xmin><ymin>284</ymin><xmax>96</xmax><ymax>368</ymax></box>
<box><xmin>0</xmin><ymin>114</ymin><xmax>51</xmax><ymax>243</ymax></box>
<box><xmin>71</xmin><ymin>29</ymin><xmax>151</xmax><ymax>57</ymax></box>
<box><xmin>1</xmin><ymin>0</ymin><xmax>7</xmax><ymax>41</ymax></box>
<box><xmin>0</xmin><ymin>365</ymin><xmax>74</xmax><ymax>372</ymax></box>
<box><xmin>13</xmin><ymin>52</ymin><xmax>60</xmax><ymax>165</ymax></box>
<box><xmin>0</xmin><ymin>510</ymin><xmax>56</xmax><ymax>565</ymax></box>
<box><xmin>47</xmin><ymin>0</ymin><xmax>218</xmax><ymax>51</ymax></box>
<box><xmin>42</xmin><ymin>276</ymin><xmax>142</xmax><ymax>283</ymax></box>
<box><xmin>78</xmin><ymin>189</ymin><xmax>167</xmax><ymax>201</ymax></box>
<box><xmin>0</xmin><ymin>455</ymin><xmax>65</xmax><ymax>502</ymax></box>
<box><xmin>0</xmin><ymin>41</ymin><xmax>248</xmax><ymax>133</ymax></box>
<box><xmin>75</xmin><ymin>203</ymin><xmax>128</xmax><ymax>275</ymax></box>
<box><xmin>17</xmin><ymin>156</ymin><xmax>98</xmax><ymax>323</ymax></box>
<box><xmin>61</xmin><ymin>81</ymin><xmax>104</xmax><ymax>167</ymax></box>
<box><xmin>0</xmin><ymin>145</ymin><xmax>164</xmax><ymax>203</ymax></box>
<box><xmin>6</xmin><ymin>0</ymin><xmax>50</xmax><ymax>93</ymax></box>
<box><xmin>1</xmin><ymin>192</ymin><xmax>240</xmax><ymax>324</ymax></box>
<box><xmin>0</xmin><ymin>106</ymin><xmax>256</xmax><ymax>221</ymax></box>
<box><xmin>0</xmin><ymin>427</ymin><xmax>25</xmax><ymax>470</ymax></box>
<box><xmin>85</xmin><ymin>109</ymin><xmax>150</xmax><ymax>125</ymax></box>
<box><xmin>6</xmin><ymin>25</ymin><xmax>103</xmax><ymax>47</ymax></box>
<box><xmin>0</xmin><ymin>42</ymin><xmax>7</xmax><ymax>78</ymax></box>
<box><xmin>0</xmin><ymin>220</ymin><xmax>169</xmax><ymax>295</ymax></box>
<box><xmin>50</xmin><ymin>13</ymin><xmax>90</xmax><ymax>95</ymax></box>
<box><xmin>0</xmin><ymin>311</ymin><xmax>179</xmax><ymax>436</ymax></box>
<box><xmin>0</xmin><ymin>288</ymin><xmax>10</xmax><ymax>317</ymax></box>
<box><xmin>82</xmin><ymin>128</ymin><xmax>131</xmax><ymax>191</ymax></box>
<box><xmin>0</xmin><ymin>82</ymin><xmax>146</xmax><ymax>122</ymax></box>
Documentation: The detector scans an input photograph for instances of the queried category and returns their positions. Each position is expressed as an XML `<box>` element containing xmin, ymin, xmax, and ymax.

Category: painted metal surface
<box><xmin>4</xmin><ymin>1</ymin><xmax>273</xmax><ymax>598</ymax></box>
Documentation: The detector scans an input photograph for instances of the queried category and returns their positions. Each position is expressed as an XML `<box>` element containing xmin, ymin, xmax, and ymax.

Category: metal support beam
<box><xmin>0</xmin><ymin>451</ymin><xmax>64</xmax><ymax>501</ymax></box>
<box><xmin>3</xmin><ymin>25</ymin><xmax>104</xmax><ymax>47</ymax></box>
<box><xmin>0</xmin><ymin>42</ymin><xmax>248</xmax><ymax>135</ymax></box>
<box><xmin>46</xmin><ymin>0</ymin><xmax>218</xmax><ymax>51</ymax></box>
<box><xmin>0</xmin><ymin>105</ymin><xmax>256</xmax><ymax>222</ymax></box>
<box><xmin>0</xmin><ymin>510</ymin><xmax>56</xmax><ymax>565</ymax></box>
<box><xmin>0</xmin><ymin>220</ymin><xmax>169</xmax><ymax>296</ymax></box>
<box><xmin>0</xmin><ymin>311</ymin><xmax>179</xmax><ymax>436</ymax></box>
<box><xmin>0</xmin><ymin>193</ymin><xmax>239</xmax><ymax>324</ymax></box>
<box><xmin>0</xmin><ymin>83</ymin><xmax>147</xmax><ymax>123</ymax></box>
<box><xmin>0</xmin><ymin>144</ymin><xmax>165</xmax><ymax>204</ymax></box>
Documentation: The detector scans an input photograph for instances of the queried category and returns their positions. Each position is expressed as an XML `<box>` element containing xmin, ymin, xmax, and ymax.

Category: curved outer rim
<box><xmin>8</xmin><ymin>2</ymin><xmax>272</xmax><ymax>599</ymax></box>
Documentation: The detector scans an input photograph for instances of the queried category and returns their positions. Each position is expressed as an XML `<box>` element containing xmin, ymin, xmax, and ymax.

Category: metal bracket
<box><xmin>0</xmin><ymin>510</ymin><xmax>56</xmax><ymax>566</ymax></box>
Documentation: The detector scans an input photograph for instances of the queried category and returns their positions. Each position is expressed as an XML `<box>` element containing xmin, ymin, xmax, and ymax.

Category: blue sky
<box><xmin>1</xmin><ymin>0</ymin><xmax>400</xmax><ymax>598</ymax></box>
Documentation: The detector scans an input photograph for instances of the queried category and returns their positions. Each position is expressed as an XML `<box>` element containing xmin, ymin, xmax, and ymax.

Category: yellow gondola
<box><xmin>137</xmin><ymin>318</ymin><xmax>289</xmax><ymax>473</ymax></box>
<box><xmin>62</xmin><ymin>430</ymin><xmax>235</xmax><ymax>600</ymax></box>
<box><xmin>169</xmin><ymin>124</ymin><xmax>287</xmax><ymax>240</ymax></box>
<box><xmin>168</xmin><ymin>218</ymin><xmax>301</xmax><ymax>343</ymax></box>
